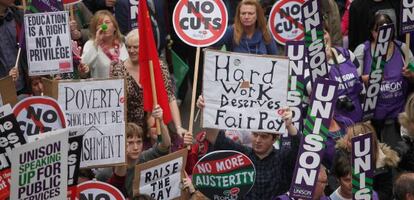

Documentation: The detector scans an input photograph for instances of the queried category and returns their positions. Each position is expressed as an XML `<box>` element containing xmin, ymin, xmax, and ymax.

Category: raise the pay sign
<box><xmin>202</xmin><ymin>50</ymin><xmax>289</xmax><ymax>133</ymax></box>
<box><xmin>24</xmin><ymin>11</ymin><xmax>73</xmax><ymax>76</ymax></box>
<box><xmin>173</xmin><ymin>0</ymin><xmax>228</xmax><ymax>47</ymax></box>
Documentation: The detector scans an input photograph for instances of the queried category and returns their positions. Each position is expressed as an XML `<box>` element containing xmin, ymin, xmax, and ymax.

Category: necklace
<box><xmin>245</xmin><ymin>41</ymin><xmax>258</xmax><ymax>54</ymax></box>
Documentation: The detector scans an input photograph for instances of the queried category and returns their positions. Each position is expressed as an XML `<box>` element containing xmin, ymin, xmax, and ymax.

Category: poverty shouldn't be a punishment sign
<box><xmin>202</xmin><ymin>50</ymin><xmax>289</xmax><ymax>133</ymax></box>
<box><xmin>10</xmin><ymin>131</ymin><xmax>68</xmax><ymax>200</ymax></box>
<box><xmin>57</xmin><ymin>79</ymin><xmax>126</xmax><ymax>167</ymax></box>
<box><xmin>24</xmin><ymin>11</ymin><xmax>73</xmax><ymax>76</ymax></box>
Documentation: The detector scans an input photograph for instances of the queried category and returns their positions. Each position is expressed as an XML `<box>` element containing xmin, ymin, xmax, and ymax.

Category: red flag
<box><xmin>138</xmin><ymin>0</ymin><xmax>172</xmax><ymax>124</ymax></box>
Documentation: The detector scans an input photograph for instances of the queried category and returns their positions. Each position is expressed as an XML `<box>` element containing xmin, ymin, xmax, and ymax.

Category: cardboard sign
<box><xmin>401</xmin><ymin>0</ymin><xmax>414</xmax><ymax>34</ymax></box>
<box><xmin>77</xmin><ymin>180</ymin><xmax>125</xmax><ymax>200</ymax></box>
<box><xmin>352</xmin><ymin>133</ymin><xmax>374</xmax><ymax>199</ymax></box>
<box><xmin>286</xmin><ymin>41</ymin><xmax>306</xmax><ymax>132</ymax></box>
<box><xmin>12</xmin><ymin>96</ymin><xmax>66</xmax><ymax>142</ymax></box>
<box><xmin>24</xmin><ymin>11</ymin><xmax>73</xmax><ymax>76</ymax></box>
<box><xmin>289</xmin><ymin>78</ymin><xmax>339</xmax><ymax>199</ymax></box>
<box><xmin>173</xmin><ymin>0</ymin><xmax>228</xmax><ymax>47</ymax></box>
<box><xmin>269</xmin><ymin>0</ymin><xmax>305</xmax><ymax>45</ymax></box>
<box><xmin>301</xmin><ymin>0</ymin><xmax>328</xmax><ymax>83</ymax></box>
<box><xmin>202</xmin><ymin>49</ymin><xmax>289</xmax><ymax>133</ymax></box>
<box><xmin>134</xmin><ymin>149</ymin><xmax>188</xmax><ymax>200</ymax></box>
<box><xmin>362</xmin><ymin>24</ymin><xmax>394</xmax><ymax>120</ymax></box>
<box><xmin>10</xmin><ymin>130</ymin><xmax>68</xmax><ymax>200</ymax></box>
<box><xmin>0</xmin><ymin>112</ymin><xmax>27</xmax><ymax>200</ymax></box>
<box><xmin>0</xmin><ymin>76</ymin><xmax>17</xmax><ymax>107</ymax></box>
<box><xmin>192</xmin><ymin>150</ymin><xmax>255</xmax><ymax>200</ymax></box>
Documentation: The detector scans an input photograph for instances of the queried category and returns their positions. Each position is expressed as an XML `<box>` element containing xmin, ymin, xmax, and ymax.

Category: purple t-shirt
<box><xmin>328</xmin><ymin>47</ymin><xmax>364</xmax><ymax>123</ymax></box>
<box><xmin>362</xmin><ymin>41</ymin><xmax>409</xmax><ymax>120</ymax></box>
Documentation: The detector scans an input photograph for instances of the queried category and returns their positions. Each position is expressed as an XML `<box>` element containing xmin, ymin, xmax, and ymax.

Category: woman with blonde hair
<box><xmin>396</xmin><ymin>94</ymin><xmax>414</xmax><ymax>172</ymax></box>
<box><xmin>214</xmin><ymin>0</ymin><xmax>277</xmax><ymax>55</ymax></box>
<box><xmin>334</xmin><ymin>122</ymin><xmax>400</xmax><ymax>200</ymax></box>
<box><xmin>81</xmin><ymin>10</ymin><xmax>128</xmax><ymax>78</ymax></box>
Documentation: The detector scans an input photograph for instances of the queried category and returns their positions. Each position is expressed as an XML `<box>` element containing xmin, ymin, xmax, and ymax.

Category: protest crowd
<box><xmin>2</xmin><ymin>0</ymin><xmax>414</xmax><ymax>199</ymax></box>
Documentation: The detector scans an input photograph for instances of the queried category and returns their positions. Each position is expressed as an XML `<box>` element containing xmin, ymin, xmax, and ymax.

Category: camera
<box><xmin>336</xmin><ymin>95</ymin><xmax>355</xmax><ymax>112</ymax></box>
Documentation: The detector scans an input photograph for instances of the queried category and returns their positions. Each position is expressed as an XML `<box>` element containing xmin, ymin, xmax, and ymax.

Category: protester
<box><xmin>105</xmin><ymin>107</ymin><xmax>171</xmax><ymax>198</ymax></box>
<box><xmin>396</xmin><ymin>94</ymin><xmax>414</xmax><ymax>172</ymax></box>
<box><xmin>0</xmin><ymin>1</ymin><xmax>28</xmax><ymax>96</ymax></box>
<box><xmin>196</xmin><ymin>95</ymin><xmax>300</xmax><ymax>199</ymax></box>
<box><xmin>324</xmin><ymin>21</ymin><xmax>364</xmax><ymax>124</ymax></box>
<box><xmin>348</xmin><ymin>0</ymin><xmax>399</xmax><ymax>51</ymax></box>
<box><xmin>81</xmin><ymin>10</ymin><xmax>128</xmax><ymax>78</ymax></box>
<box><xmin>183</xmin><ymin>131</ymin><xmax>214</xmax><ymax>175</ymax></box>
<box><xmin>274</xmin><ymin>166</ymin><xmax>330</xmax><ymax>200</ymax></box>
<box><xmin>335</xmin><ymin>122</ymin><xmax>400</xmax><ymax>200</ymax></box>
<box><xmin>29</xmin><ymin>76</ymin><xmax>44</xmax><ymax>96</ymax></box>
<box><xmin>182</xmin><ymin>177</ymin><xmax>209</xmax><ymax>200</ymax></box>
<box><xmin>214</xmin><ymin>0</ymin><xmax>277</xmax><ymax>55</ymax></box>
<box><xmin>320</xmin><ymin>0</ymin><xmax>343</xmax><ymax>47</ymax></box>
<box><xmin>110</xmin><ymin>29</ymin><xmax>186</xmax><ymax>140</ymax></box>
<box><xmin>393</xmin><ymin>172</ymin><xmax>414</xmax><ymax>200</ymax></box>
<box><xmin>65</xmin><ymin>2</ymin><xmax>93</xmax><ymax>45</ymax></box>
<box><xmin>330</xmin><ymin>150</ymin><xmax>380</xmax><ymax>200</ymax></box>
<box><xmin>354</xmin><ymin>13</ymin><xmax>414</xmax><ymax>148</ymax></box>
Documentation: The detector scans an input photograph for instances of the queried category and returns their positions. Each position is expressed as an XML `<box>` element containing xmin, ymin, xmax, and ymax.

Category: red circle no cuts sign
<box><xmin>173</xmin><ymin>0</ymin><xmax>228</xmax><ymax>47</ymax></box>
<box><xmin>268</xmin><ymin>0</ymin><xmax>305</xmax><ymax>45</ymax></box>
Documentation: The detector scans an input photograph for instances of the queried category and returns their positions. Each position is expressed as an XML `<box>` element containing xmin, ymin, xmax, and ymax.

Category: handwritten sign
<box><xmin>203</xmin><ymin>50</ymin><xmax>289</xmax><ymax>133</ymax></box>
<box><xmin>10</xmin><ymin>130</ymin><xmax>68</xmax><ymax>200</ymax></box>
<box><xmin>53</xmin><ymin>79</ymin><xmax>126</xmax><ymax>167</ymax></box>
<box><xmin>193</xmin><ymin>150</ymin><xmax>256</xmax><ymax>200</ymax></box>
<box><xmin>134</xmin><ymin>149</ymin><xmax>187</xmax><ymax>200</ymax></box>
<box><xmin>24</xmin><ymin>11</ymin><xmax>73</xmax><ymax>75</ymax></box>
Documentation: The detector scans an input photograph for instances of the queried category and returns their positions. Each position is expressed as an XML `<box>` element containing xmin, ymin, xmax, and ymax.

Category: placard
<box><xmin>286</xmin><ymin>41</ymin><xmax>306</xmax><ymax>132</ymax></box>
<box><xmin>289</xmin><ymin>78</ymin><xmax>339</xmax><ymax>199</ymax></box>
<box><xmin>134</xmin><ymin>149</ymin><xmax>188</xmax><ymax>199</ymax></box>
<box><xmin>12</xmin><ymin>96</ymin><xmax>66</xmax><ymax>142</ymax></box>
<box><xmin>302</xmin><ymin>0</ymin><xmax>328</xmax><ymax>83</ymax></box>
<box><xmin>192</xmin><ymin>150</ymin><xmax>256</xmax><ymax>200</ymax></box>
<box><xmin>352</xmin><ymin>133</ymin><xmax>374</xmax><ymax>199</ymax></box>
<box><xmin>0</xmin><ymin>76</ymin><xmax>17</xmax><ymax>107</ymax></box>
<box><xmin>202</xmin><ymin>49</ymin><xmax>289</xmax><ymax>133</ymax></box>
<box><xmin>24</xmin><ymin>11</ymin><xmax>73</xmax><ymax>76</ymax></box>
<box><xmin>0</xmin><ymin>112</ymin><xmax>27</xmax><ymax>200</ymax></box>
<box><xmin>362</xmin><ymin>24</ymin><xmax>394</xmax><ymax>120</ymax></box>
<box><xmin>173</xmin><ymin>0</ymin><xmax>228</xmax><ymax>47</ymax></box>
<box><xmin>10</xmin><ymin>130</ymin><xmax>68</xmax><ymax>200</ymax></box>
<box><xmin>269</xmin><ymin>0</ymin><xmax>305</xmax><ymax>45</ymax></box>
<box><xmin>77</xmin><ymin>180</ymin><xmax>125</xmax><ymax>200</ymax></box>
<box><xmin>43</xmin><ymin>78</ymin><xmax>126</xmax><ymax>167</ymax></box>
<box><xmin>401</xmin><ymin>0</ymin><xmax>414</xmax><ymax>34</ymax></box>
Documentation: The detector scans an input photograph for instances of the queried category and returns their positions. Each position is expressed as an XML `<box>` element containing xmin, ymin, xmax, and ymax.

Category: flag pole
<box><xmin>405</xmin><ymin>33</ymin><xmax>411</xmax><ymax>67</ymax></box>
<box><xmin>188</xmin><ymin>47</ymin><xmax>201</xmax><ymax>137</ymax></box>
<box><xmin>149</xmin><ymin>60</ymin><xmax>162</xmax><ymax>139</ymax></box>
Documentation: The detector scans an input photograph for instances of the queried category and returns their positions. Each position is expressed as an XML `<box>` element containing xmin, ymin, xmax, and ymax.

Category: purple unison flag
<box><xmin>352</xmin><ymin>133</ymin><xmax>374</xmax><ymax>200</ymax></box>
<box><xmin>362</xmin><ymin>24</ymin><xmax>394</xmax><ymax>121</ymax></box>
<box><xmin>285</xmin><ymin>41</ymin><xmax>306</xmax><ymax>132</ymax></box>
<box><xmin>289</xmin><ymin>77</ymin><xmax>339</xmax><ymax>199</ymax></box>
<box><xmin>301</xmin><ymin>0</ymin><xmax>328</xmax><ymax>84</ymax></box>
<box><xmin>401</xmin><ymin>0</ymin><xmax>414</xmax><ymax>34</ymax></box>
